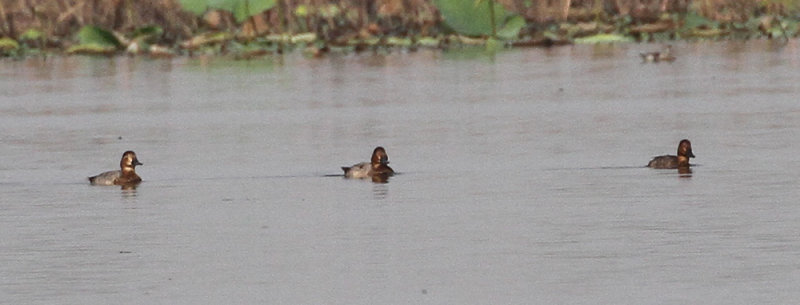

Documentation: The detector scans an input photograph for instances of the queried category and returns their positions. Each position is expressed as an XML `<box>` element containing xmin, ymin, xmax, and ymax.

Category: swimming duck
<box><xmin>342</xmin><ymin>146</ymin><xmax>394</xmax><ymax>179</ymax></box>
<box><xmin>640</xmin><ymin>45</ymin><xmax>675</xmax><ymax>62</ymax></box>
<box><xmin>647</xmin><ymin>139</ymin><xmax>694</xmax><ymax>169</ymax></box>
<box><xmin>89</xmin><ymin>151</ymin><xmax>143</xmax><ymax>185</ymax></box>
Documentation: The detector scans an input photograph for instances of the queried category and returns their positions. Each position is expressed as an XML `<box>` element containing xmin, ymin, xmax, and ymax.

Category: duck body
<box><xmin>89</xmin><ymin>151</ymin><xmax>143</xmax><ymax>185</ymax></box>
<box><xmin>639</xmin><ymin>52</ymin><xmax>675</xmax><ymax>62</ymax></box>
<box><xmin>647</xmin><ymin>155</ymin><xmax>686</xmax><ymax>169</ymax></box>
<box><xmin>640</xmin><ymin>45</ymin><xmax>675</xmax><ymax>62</ymax></box>
<box><xmin>647</xmin><ymin>139</ymin><xmax>694</xmax><ymax>169</ymax></box>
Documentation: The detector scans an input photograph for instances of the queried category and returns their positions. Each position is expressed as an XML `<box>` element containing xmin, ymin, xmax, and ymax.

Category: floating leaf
<box><xmin>66</xmin><ymin>44</ymin><xmax>117</xmax><ymax>55</ymax></box>
<box><xmin>416</xmin><ymin>37</ymin><xmax>440</xmax><ymax>47</ymax></box>
<box><xmin>76</xmin><ymin>25</ymin><xmax>121</xmax><ymax>48</ymax></box>
<box><xmin>68</xmin><ymin>25</ymin><xmax>121</xmax><ymax>54</ymax></box>
<box><xmin>574</xmin><ymin>33</ymin><xmax>634</xmax><ymax>44</ymax></box>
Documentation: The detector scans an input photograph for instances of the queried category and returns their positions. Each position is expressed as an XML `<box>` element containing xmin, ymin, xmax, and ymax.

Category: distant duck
<box><xmin>640</xmin><ymin>45</ymin><xmax>675</xmax><ymax>62</ymax></box>
<box><xmin>647</xmin><ymin>139</ymin><xmax>694</xmax><ymax>169</ymax></box>
<box><xmin>89</xmin><ymin>151</ymin><xmax>143</xmax><ymax>186</ymax></box>
<box><xmin>342</xmin><ymin>146</ymin><xmax>394</xmax><ymax>181</ymax></box>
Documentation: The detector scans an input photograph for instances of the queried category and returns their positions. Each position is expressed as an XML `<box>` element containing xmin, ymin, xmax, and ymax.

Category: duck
<box><xmin>342</xmin><ymin>146</ymin><xmax>394</xmax><ymax>179</ymax></box>
<box><xmin>647</xmin><ymin>139</ymin><xmax>694</xmax><ymax>169</ymax></box>
<box><xmin>89</xmin><ymin>151</ymin><xmax>143</xmax><ymax>185</ymax></box>
<box><xmin>640</xmin><ymin>45</ymin><xmax>675</xmax><ymax>62</ymax></box>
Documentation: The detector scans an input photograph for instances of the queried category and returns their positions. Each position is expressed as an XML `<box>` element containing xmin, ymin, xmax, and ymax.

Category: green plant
<box><xmin>66</xmin><ymin>25</ymin><xmax>121</xmax><ymax>54</ymax></box>
<box><xmin>0</xmin><ymin>37</ymin><xmax>20</xmax><ymax>56</ymax></box>
<box><xmin>433</xmin><ymin>0</ymin><xmax>525</xmax><ymax>39</ymax></box>
<box><xmin>75</xmin><ymin>25</ymin><xmax>121</xmax><ymax>48</ymax></box>
<box><xmin>179</xmin><ymin>0</ymin><xmax>276</xmax><ymax>23</ymax></box>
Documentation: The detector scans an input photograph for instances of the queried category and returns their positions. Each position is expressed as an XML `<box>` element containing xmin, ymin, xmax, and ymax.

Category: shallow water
<box><xmin>2</xmin><ymin>40</ymin><xmax>800</xmax><ymax>304</ymax></box>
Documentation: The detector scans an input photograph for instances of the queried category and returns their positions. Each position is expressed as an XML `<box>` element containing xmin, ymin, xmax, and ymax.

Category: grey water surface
<box><xmin>1</xmin><ymin>40</ymin><xmax>799</xmax><ymax>304</ymax></box>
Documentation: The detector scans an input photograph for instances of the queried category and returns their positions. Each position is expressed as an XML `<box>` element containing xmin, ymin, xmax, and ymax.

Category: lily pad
<box><xmin>574</xmin><ymin>33</ymin><xmax>634</xmax><ymax>44</ymax></box>
<box><xmin>68</xmin><ymin>25</ymin><xmax>121</xmax><ymax>54</ymax></box>
<box><xmin>76</xmin><ymin>25</ymin><xmax>121</xmax><ymax>48</ymax></box>
<box><xmin>66</xmin><ymin>44</ymin><xmax>117</xmax><ymax>55</ymax></box>
<box><xmin>416</xmin><ymin>36</ymin><xmax>441</xmax><ymax>48</ymax></box>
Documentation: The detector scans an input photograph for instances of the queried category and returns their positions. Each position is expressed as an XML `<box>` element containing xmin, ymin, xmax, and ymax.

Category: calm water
<box><xmin>1</xmin><ymin>40</ymin><xmax>799</xmax><ymax>304</ymax></box>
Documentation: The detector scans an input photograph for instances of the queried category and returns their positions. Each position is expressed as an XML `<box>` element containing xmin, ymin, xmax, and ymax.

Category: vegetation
<box><xmin>0</xmin><ymin>0</ymin><xmax>797</xmax><ymax>57</ymax></box>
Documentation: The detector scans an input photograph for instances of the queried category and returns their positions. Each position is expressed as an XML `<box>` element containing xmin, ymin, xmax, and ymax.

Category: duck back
<box><xmin>647</xmin><ymin>155</ymin><xmax>679</xmax><ymax>169</ymax></box>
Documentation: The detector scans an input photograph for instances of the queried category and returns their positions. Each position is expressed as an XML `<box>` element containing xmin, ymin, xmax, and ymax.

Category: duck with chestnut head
<box><xmin>647</xmin><ymin>139</ymin><xmax>694</xmax><ymax>169</ymax></box>
<box><xmin>89</xmin><ymin>151</ymin><xmax>143</xmax><ymax>186</ymax></box>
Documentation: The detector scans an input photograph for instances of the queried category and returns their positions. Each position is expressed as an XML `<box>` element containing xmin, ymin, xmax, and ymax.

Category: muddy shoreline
<box><xmin>0</xmin><ymin>0</ymin><xmax>797</xmax><ymax>58</ymax></box>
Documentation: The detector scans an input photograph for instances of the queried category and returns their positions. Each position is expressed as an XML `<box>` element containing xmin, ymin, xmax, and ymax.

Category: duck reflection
<box><xmin>120</xmin><ymin>183</ymin><xmax>139</xmax><ymax>191</ymax></box>
<box><xmin>678</xmin><ymin>166</ymin><xmax>692</xmax><ymax>177</ymax></box>
<box><xmin>371</xmin><ymin>173</ymin><xmax>391</xmax><ymax>184</ymax></box>
<box><xmin>120</xmin><ymin>183</ymin><xmax>138</xmax><ymax>198</ymax></box>
<box><xmin>372</xmin><ymin>183</ymin><xmax>389</xmax><ymax>200</ymax></box>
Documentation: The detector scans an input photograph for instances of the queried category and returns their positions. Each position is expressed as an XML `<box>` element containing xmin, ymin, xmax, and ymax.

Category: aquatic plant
<box><xmin>433</xmin><ymin>0</ymin><xmax>525</xmax><ymax>39</ymax></box>
<box><xmin>0</xmin><ymin>0</ymin><xmax>799</xmax><ymax>57</ymax></box>
<box><xmin>178</xmin><ymin>0</ymin><xmax>276</xmax><ymax>23</ymax></box>
<box><xmin>0</xmin><ymin>37</ymin><xmax>20</xmax><ymax>56</ymax></box>
<box><xmin>574</xmin><ymin>33</ymin><xmax>634</xmax><ymax>44</ymax></box>
<box><xmin>18</xmin><ymin>29</ymin><xmax>45</xmax><ymax>49</ymax></box>
<box><xmin>66</xmin><ymin>25</ymin><xmax>121</xmax><ymax>55</ymax></box>
<box><xmin>122</xmin><ymin>26</ymin><xmax>170</xmax><ymax>54</ymax></box>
